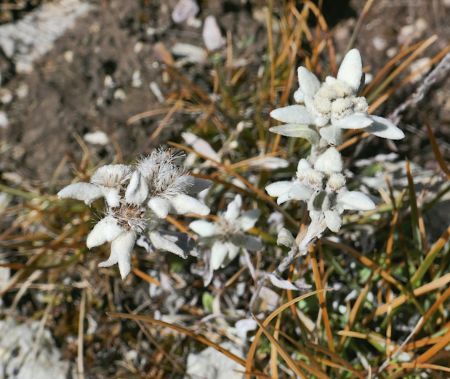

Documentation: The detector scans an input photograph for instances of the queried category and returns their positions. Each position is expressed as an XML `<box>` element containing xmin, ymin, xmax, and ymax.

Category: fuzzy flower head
<box><xmin>270</xmin><ymin>49</ymin><xmax>405</xmax><ymax>145</ymax></box>
<box><xmin>189</xmin><ymin>194</ymin><xmax>262</xmax><ymax>284</ymax></box>
<box><xmin>58</xmin><ymin>149</ymin><xmax>210</xmax><ymax>279</ymax></box>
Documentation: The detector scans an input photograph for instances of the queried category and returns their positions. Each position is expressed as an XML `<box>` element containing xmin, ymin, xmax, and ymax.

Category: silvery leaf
<box><xmin>337</xmin><ymin>191</ymin><xmax>375</xmax><ymax>211</ymax></box>
<box><xmin>247</xmin><ymin>156</ymin><xmax>289</xmax><ymax>170</ymax></box>
<box><xmin>324</xmin><ymin>210</ymin><xmax>342</xmax><ymax>232</ymax></box>
<box><xmin>270</xmin><ymin>105</ymin><xmax>313</xmax><ymax>124</ymax></box>
<box><xmin>211</xmin><ymin>241</ymin><xmax>228</xmax><ymax>270</ymax></box>
<box><xmin>337</xmin><ymin>48</ymin><xmax>362</xmax><ymax>91</ymax></box>
<box><xmin>149</xmin><ymin>231</ymin><xmax>187</xmax><ymax>258</ymax></box>
<box><xmin>366</xmin><ymin>115</ymin><xmax>405</xmax><ymax>140</ymax></box>
<box><xmin>332</xmin><ymin>113</ymin><xmax>373</xmax><ymax>129</ymax></box>
<box><xmin>170</xmin><ymin>194</ymin><xmax>210</xmax><ymax>216</ymax></box>
<box><xmin>268</xmin><ymin>274</ymin><xmax>302</xmax><ymax>291</ymax></box>
<box><xmin>57</xmin><ymin>182</ymin><xmax>102</xmax><ymax>205</ymax></box>
<box><xmin>297</xmin><ymin>66</ymin><xmax>320</xmax><ymax>97</ymax></box>
<box><xmin>224</xmin><ymin>194</ymin><xmax>242</xmax><ymax>221</ymax></box>
<box><xmin>182</xmin><ymin>132</ymin><xmax>221</xmax><ymax>162</ymax></box>
<box><xmin>238</xmin><ymin>209</ymin><xmax>260</xmax><ymax>231</ymax></box>
<box><xmin>265</xmin><ymin>181</ymin><xmax>292</xmax><ymax>197</ymax></box>
<box><xmin>189</xmin><ymin>220</ymin><xmax>217</xmax><ymax>237</ymax></box>
<box><xmin>269</xmin><ymin>124</ymin><xmax>320</xmax><ymax>144</ymax></box>
<box><xmin>289</xmin><ymin>182</ymin><xmax>314</xmax><ymax>201</ymax></box>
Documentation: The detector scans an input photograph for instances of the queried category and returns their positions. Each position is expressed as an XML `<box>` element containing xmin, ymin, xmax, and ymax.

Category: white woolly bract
<box><xmin>367</xmin><ymin>115</ymin><xmax>405</xmax><ymax>140</ymax></box>
<box><xmin>211</xmin><ymin>241</ymin><xmax>228</xmax><ymax>270</ymax></box>
<box><xmin>337</xmin><ymin>191</ymin><xmax>375</xmax><ymax>211</ymax></box>
<box><xmin>270</xmin><ymin>105</ymin><xmax>313</xmax><ymax>124</ymax></box>
<box><xmin>337</xmin><ymin>48</ymin><xmax>363</xmax><ymax>91</ymax></box>
<box><xmin>170</xmin><ymin>194</ymin><xmax>210</xmax><ymax>215</ymax></box>
<box><xmin>149</xmin><ymin>231</ymin><xmax>186</xmax><ymax>258</ymax></box>
<box><xmin>86</xmin><ymin>216</ymin><xmax>124</xmax><ymax>249</ymax></box>
<box><xmin>57</xmin><ymin>182</ymin><xmax>102</xmax><ymax>205</ymax></box>
<box><xmin>109</xmin><ymin>231</ymin><xmax>136</xmax><ymax>279</ymax></box>
<box><xmin>125</xmin><ymin>171</ymin><xmax>148</xmax><ymax>205</ymax></box>
<box><xmin>297</xmin><ymin>66</ymin><xmax>320</xmax><ymax>97</ymax></box>
<box><xmin>189</xmin><ymin>220</ymin><xmax>217</xmax><ymax>237</ymax></box>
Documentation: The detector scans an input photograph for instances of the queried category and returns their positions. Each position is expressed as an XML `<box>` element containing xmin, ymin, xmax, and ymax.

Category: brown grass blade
<box><xmin>425</xmin><ymin>122</ymin><xmax>450</xmax><ymax>179</ymax></box>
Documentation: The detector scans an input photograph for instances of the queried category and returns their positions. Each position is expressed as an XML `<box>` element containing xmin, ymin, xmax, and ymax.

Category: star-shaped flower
<box><xmin>189</xmin><ymin>195</ymin><xmax>262</xmax><ymax>284</ymax></box>
<box><xmin>270</xmin><ymin>49</ymin><xmax>405</xmax><ymax>143</ymax></box>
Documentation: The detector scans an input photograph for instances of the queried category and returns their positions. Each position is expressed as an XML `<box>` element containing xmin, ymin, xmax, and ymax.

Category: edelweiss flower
<box><xmin>137</xmin><ymin>149</ymin><xmax>210</xmax><ymax>218</ymax></box>
<box><xmin>58</xmin><ymin>149</ymin><xmax>210</xmax><ymax>279</ymax></box>
<box><xmin>266</xmin><ymin>148</ymin><xmax>375</xmax><ymax>249</ymax></box>
<box><xmin>189</xmin><ymin>195</ymin><xmax>262</xmax><ymax>284</ymax></box>
<box><xmin>270</xmin><ymin>49</ymin><xmax>405</xmax><ymax>144</ymax></box>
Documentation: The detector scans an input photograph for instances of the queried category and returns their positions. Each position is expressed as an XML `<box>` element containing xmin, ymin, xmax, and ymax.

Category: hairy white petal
<box><xmin>332</xmin><ymin>113</ymin><xmax>374</xmax><ymax>129</ymax></box>
<box><xmin>289</xmin><ymin>182</ymin><xmax>314</xmax><ymax>201</ymax></box>
<box><xmin>319</xmin><ymin>124</ymin><xmax>343</xmax><ymax>145</ymax></box>
<box><xmin>224</xmin><ymin>194</ymin><xmax>242</xmax><ymax>221</ymax></box>
<box><xmin>238</xmin><ymin>209</ymin><xmax>260</xmax><ymax>231</ymax></box>
<box><xmin>110</xmin><ymin>231</ymin><xmax>135</xmax><ymax>279</ymax></box>
<box><xmin>182</xmin><ymin>132</ymin><xmax>221</xmax><ymax>162</ymax></box>
<box><xmin>298</xmin><ymin>66</ymin><xmax>320</xmax><ymax>97</ymax></box>
<box><xmin>226</xmin><ymin>242</ymin><xmax>240</xmax><ymax>261</ymax></box>
<box><xmin>101</xmin><ymin>187</ymin><xmax>121</xmax><ymax>208</ymax></box>
<box><xmin>148</xmin><ymin>197</ymin><xmax>171</xmax><ymax>218</ymax></box>
<box><xmin>314</xmin><ymin>147</ymin><xmax>343</xmax><ymax>174</ymax></box>
<box><xmin>189</xmin><ymin>220</ymin><xmax>217</xmax><ymax>237</ymax></box>
<box><xmin>337</xmin><ymin>191</ymin><xmax>375</xmax><ymax>211</ymax></box>
<box><xmin>125</xmin><ymin>171</ymin><xmax>148</xmax><ymax>205</ymax></box>
<box><xmin>170</xmin><ymin>194</ymin><xmax>210</xmax><ymax>215</ymax></box>
<box><xmin>86</xmin><ymin>216</ymin><xmax>124</xmax><ymax>249</ymax></box>
<box><xmin>337</xmin><ymin>48</ymin><xmax>362</xmax><ymax>91</ymax></box>
<box><xmin>57</xmin><ymin>182</ymin><xmax>102</xmax><ymax>205</ymax></box>
<box><xmin>211</xmin><ymin>241</ymin><xmax>228</xmax><ymax>270</ymax></box>
<box><xmin>367</xmin><ymin>115</ymin><xmax>405</xmax><ymax>140</ymax></box>
<box><xmin>324</xmin><ymin>210</ymin><xmax>342</xmax><ymax>232</ymax></box>
<box><xmin>269</xmin><ymin>124</ymin><xmax>320</xmax><ymax>144</ymax></box>
<box><xmin>91</xmin><ymin>164</ymin><xmax>131</xmax><ymax>187</ymax></box>
<box><xmin>265</xmin><ymin>181</ymin><xmax>292</xmax><ymax>197</ymax></box>
<box><xmin>270</xmin><ymin>105</ymin><xmax>313</xmax><ymax>124</ymax></box>
<box><xmin>149</xmin><ymin>231</ymin><xmax>187</xmax><ymax>258</ymax></box>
